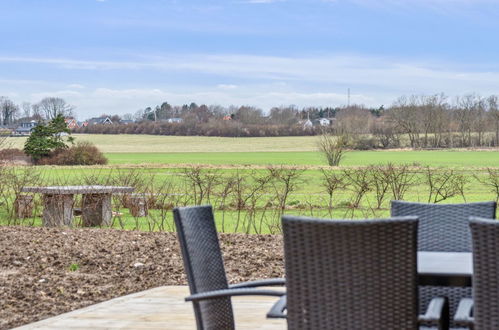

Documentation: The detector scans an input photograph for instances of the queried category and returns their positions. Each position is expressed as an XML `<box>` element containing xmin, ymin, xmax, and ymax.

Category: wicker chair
<box><xmin>454</xmin><ymin>217</ymin><xmax>499</xmax><ymax>329</ymax></box>
<box><xmin>173</xmin><ymin>205</ymin><xmax>285</xmax><ymax>330</ymax></box>
<box><xmin>391</xmin><ymin>200</ymin><xmax>496</xmax><ymax>328</ymax></box>
<box><xmin>268</xmin><ymin>215</ymin><xmax>449</xmax><ymax>330</ymax></box>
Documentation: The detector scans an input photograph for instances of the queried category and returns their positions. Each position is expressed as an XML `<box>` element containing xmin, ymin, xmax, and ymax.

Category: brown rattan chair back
<box><xmin>282</xmin><ymin>215</ymin><xmax>419</xmax><ymax>329</ymax></box>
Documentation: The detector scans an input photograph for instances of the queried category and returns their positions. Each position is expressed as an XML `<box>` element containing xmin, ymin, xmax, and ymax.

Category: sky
<box><xmin>1</xmin><ymin>0</ymin><xmax>499</xmax><ymax>119</ymax></box>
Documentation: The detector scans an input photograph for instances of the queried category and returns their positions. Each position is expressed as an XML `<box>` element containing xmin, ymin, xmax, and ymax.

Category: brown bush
<box><xmin>0</xmin><ymin>148</ymin><xmax>31</xmax><ymax>165</ymax></box>
<box><xmin>38</xmin><ymin>142</ymin><xmax>108</xmax><ymax>165</ymax></box>
<box><xmin>0</xmin><ymin>148</ymin><xmax>27</xmax><ymax>159</ymax></box>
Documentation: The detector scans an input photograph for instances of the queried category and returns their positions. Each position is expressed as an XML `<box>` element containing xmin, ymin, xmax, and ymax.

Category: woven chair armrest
<box><xmin>454</xmin><ymin>298</ymin><xmax>474</xmax><ymax>327</ymax></box>
<box><xmin>266</xmin><ymin>295</ymin><xmax>287</xmax><ymax>318</ymax></box>
<box><xmin>418</xmin><ymin>297</ymin><xmax>449</xmax><ymax>330</ymax></box>
<box><xmin>229</xmin><ymin>278</ymin><xmax>285</xmax><ymax>289</ymax></box>
<box><xmin>185</xmin><ymin>288</ymin><xmax>285</xmax><ymax>302</ymax></box>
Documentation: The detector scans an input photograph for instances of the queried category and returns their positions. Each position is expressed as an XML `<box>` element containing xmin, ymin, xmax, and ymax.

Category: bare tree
<box><xmin>419</xmin><ymin>94</ymin><xmax>449</xmax><ymax>148</ymax></box>
<box><xmin>487</xmin><ymin>95</ymin><xmax>499</xmax><ymax>146</ymax></box>
<box><xmin>335</xmin><ymin>105</ymin><xmax>374</xmax><ymax>135</ymax></box>
<box><xmin>269</xmin><ymin>106</ymin><xmax>299</xmax><ymax>125</ymax></box>
<box><xmin>31</xmin><ymin>103</ymin><xmax>43</xmax><ymax>120</ymax></box>
<box><xmin>388</xmin><ymin>96</ymin><xmax>422</xmax><ymax>148</ymax></box>
<box><xmin>233</xmin><ymin>106</ymin><xmax>265</xmax><ymax>125</ymax></box>
<box><xmin>122</xmin><ymin>113</ymin><xmax>133</xmax><ymax>121</ymax></box>
<box><xmin>372</xmin><ymin>118</ymin><xmax>400</xmax><ymax>148</ymax></box>
<box><xmin>21</xmin><ymin>102</ymin><xmax>32</xmax><ymax>119</ymax></box>
<box><xmin>0</xmin><ymin>96</ymin><xmax>19</xmax><ymax>125</ymax></box>
<box><xmin>35</xmin><ymin>97</ymin><xmax>74</xmax><ymax>120</ymax></box>
<box><xmin>454</xmin><ymin>94</ymin><xmax>481</xmax><ymax>147</ymax></box>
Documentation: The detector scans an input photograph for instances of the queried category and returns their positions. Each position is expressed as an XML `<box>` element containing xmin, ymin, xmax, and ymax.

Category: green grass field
<box><xmin>2</xmin><ymin>134</ymin><xmax>499</xmax><ymax>233</ymax></box>
<box><xmin>6</xmin><ymin>134</ymin><xmax>499</xmax><ymax>167</ymax></box>
<box><xmin>105</xmin><ymin>150</ymin><xmax>499</xmax><ymax>167</ymax></box>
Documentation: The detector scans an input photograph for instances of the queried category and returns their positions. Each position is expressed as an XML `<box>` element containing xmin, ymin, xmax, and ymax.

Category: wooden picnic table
<box><xmin>21</xmin><ymin>185</ymin><xmax>134</xmax><ymax>227</ymax></box>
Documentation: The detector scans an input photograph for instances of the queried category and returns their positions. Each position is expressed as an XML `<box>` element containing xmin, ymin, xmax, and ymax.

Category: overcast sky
<box><xmin>1</xmin><ymin>0</ymin><xmax>499</xmax><ymax>119</ymax></box>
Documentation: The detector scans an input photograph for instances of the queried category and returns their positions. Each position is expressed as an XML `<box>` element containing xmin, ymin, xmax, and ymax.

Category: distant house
<box><xmin>77</xmin><ymin>121</ymin><xmax>88</xmax><ymax>127</ymax></box>
<box><xmin>64</xmin><ymin>118</ymin><xmax>79</xmax><ymax>129</ymax></box>
<box><xmin>316</xmin><ymin>118</ymin><xmax>331</xmax><ymax>126</ymax></box>
<box><xmin>87</xmin><ymin>117</ymin><xmax>113</xmax><ymax>125</ymax></box>
<box><xmin>222</xmin><ymin>115</ymin><xmax>232</xmax><ymax>121</ymax></box>
<box><xmin>166</xmin><ymin>118</ymin><xmax>183</xmax><ymax>124</ymax></box>
<box><xmin>13</xmin><ymin>121</ymin><xmax>38</xmax><ymax>136</ymax></box>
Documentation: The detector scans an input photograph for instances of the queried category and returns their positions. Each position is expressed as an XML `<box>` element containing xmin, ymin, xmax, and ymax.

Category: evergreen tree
<box><xmin>24</xmin><ymin>114</ymin><xmax>74</xmax><ymax>162</ymax></box>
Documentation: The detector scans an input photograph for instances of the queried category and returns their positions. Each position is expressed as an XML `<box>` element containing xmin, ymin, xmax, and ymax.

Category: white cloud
<box><xmin>2</xmin><ymin>53</ymin><xmax>498</xmax><ymax>92</ymax></box>
<box><xmin>2</xmin><ymin>52</ymin><xmax>499</xmax><ymax>117</ymax></box>
<box><xmin>217</xmin><ymin>84</ymin><xmax>238</xmax><ymax>90</ymax></box>
<box><xmin>67</xmin><ymin>83</ymin><xmax>85</xmax><ymax>89</ymax></box>
<box><xmin>244</xmin><ymin>0</ymin><xmax>286</xmax><ymax>3</ymax></box>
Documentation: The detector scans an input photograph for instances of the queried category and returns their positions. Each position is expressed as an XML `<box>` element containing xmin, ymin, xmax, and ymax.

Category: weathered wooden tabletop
<box><xmin>21</xmin><ymin>185</ymin><xmax>134</xmax><ymax>194</ymax></box>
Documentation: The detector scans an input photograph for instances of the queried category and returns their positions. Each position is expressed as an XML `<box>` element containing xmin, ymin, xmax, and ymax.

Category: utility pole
<box><xmin>347</xmin><ymin>88</ymin><xmax>351</xmax><ymax>107</ymax></box>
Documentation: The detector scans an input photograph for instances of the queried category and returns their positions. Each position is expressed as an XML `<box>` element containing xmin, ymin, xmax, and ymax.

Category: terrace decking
<box><xmin>14</xmin><ymin>286</ymin><xmax>286</xmax><ymax>329</ymax></box>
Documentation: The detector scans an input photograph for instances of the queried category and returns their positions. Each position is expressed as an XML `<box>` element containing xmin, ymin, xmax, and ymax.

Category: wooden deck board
<box><xmin>14</xmin><ymin>286</ymin><xmax>286</xmax><ymax>329</ymax></box>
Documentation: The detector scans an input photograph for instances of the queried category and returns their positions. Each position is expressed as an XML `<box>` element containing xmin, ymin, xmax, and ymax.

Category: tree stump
<box><xmin>82</xmin><ymin>193</ymin><xmax>112</xmax><ymax>226</ymax></box>
<box><xmin>129</xmin><ymin>195</ymin><xmax>148</xmax><ymax>217</ymax></box>
<box><xmin>43</xmin><ymin>194</ymin><xmax>74</xmax><ymax>227</ymax></box>
<box><xmin>14</xmin><ymin>194</ymin><xmax>34</xmax><ymax>219</ymax></box>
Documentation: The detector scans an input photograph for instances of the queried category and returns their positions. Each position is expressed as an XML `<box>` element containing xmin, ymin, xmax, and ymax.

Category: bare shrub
<box><xmin>230</xmin><ymin>170</ymin><xmax>272</xmax><ymax>233</ymax></box>
<box><xmin>383</xmin><ymin>163</ymin><xmax>416</xmax><ymax>200</ymax></box>
<box><xmin>110</xmin><ymin>168</ymin><xmax>153</xmax><ymax>212</ymax></box>
<box><xmin>213</xmin><ymin>174</ymin><xmax>238</xmax><ymax>233</ymax></box>
<box><xmin>0</xmin><ymin>148</ymin><xmax>29</xmax><ymax>164</ymax></box>
<box><xmin>0</xmin><ymin>166</ymin><xmax>42</xmax><ymax>224</ymax></box>
<box><xmin>320</xmin><ymin>168</ymin><xmax>345</xmax><ymax>216</ymax></box>
<box><xmin>267</xmin><ymin>166</ymin><xmax>304</xmax><ymax>214</ymax></box>
<box><xmin>144</xmin><ymin>179</ymin><xmax>177</xmax><ymax>232</ymax></box>
<box><xmin>474</xmin><ymin>168</ymin><xmax>499</xmax><ymax>203</ymax></box>
<box><xmin>425</xmin><ymin>167</ymin><xmax>465</xmax><ymax>203</ymax></box>
<box><xmin>182</xmin><ymin>166</ymin><xmax>221</xmax><ymax>205</ymax></box>
<box><xmin>318</xmin><ymin>132</ymin><xmax>348</xmax><ymax>166</ymax></box>
<box><xmin>368</xmin><ymin>165</ymin><xmax>391</xmax><ymax>209</ymax></box>
<box><xmin>342</xmin><ymin>168</ymin><xmax>372</xmax><ymax>212</ymax></box>
<box><xmin>0</xmin><ymin>133</ymin><xmax>12</xmax><ymax>151</ymax></box>
<box><xmin>454</xmin><ymin>173</ymin><xmax>470</xmax><ymax>202</ymax></box>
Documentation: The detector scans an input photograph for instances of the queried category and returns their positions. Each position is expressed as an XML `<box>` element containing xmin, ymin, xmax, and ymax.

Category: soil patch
<box><xmin>0</xmin><ymin>226</ymin><xmax>284</xmax><ymax>329</ymax></box>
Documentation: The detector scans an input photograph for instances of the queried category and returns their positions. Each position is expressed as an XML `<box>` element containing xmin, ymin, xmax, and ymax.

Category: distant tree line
<box><xmin>0</xmin><ymin>96</ymin><xmax>74</xmax><ymax>125</ymax></box>
<box><xmin>4</xmin><ymin>93</ymin><xmax>499</xmax><ymax>148</ymax></box>
<box><xmin>76</xmin><ymin>94</ymin><xmax>499</xmax><ymax>148</ymax></box>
